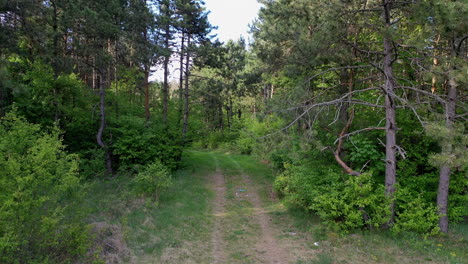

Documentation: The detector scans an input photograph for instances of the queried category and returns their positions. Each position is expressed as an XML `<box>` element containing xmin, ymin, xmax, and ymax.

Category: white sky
<box><xmin>203</xmin><ymin>0</ymin><xmax>261</xmax><ymax>43</ymax></box>
<box><xmin>151</xmin><ymin>0</ymin><xmax>261</xmax><ymax>81</ymax></box>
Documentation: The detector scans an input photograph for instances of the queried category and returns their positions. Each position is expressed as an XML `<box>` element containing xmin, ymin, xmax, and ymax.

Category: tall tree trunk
<box><xmin>178</xmin><ymin>32</ymin><xmax>185</xmax><ymax>124</ymax></box>
<box><xmin>92</xmin><ymin>57</ymin><xmax>97</xmax><ymax>90</ymax></box>
<box><xmin>51</xmin><ymin>0</ymin><xmax>59</xmax><ymax>122</ymax></box>
<box><xmin>182</xmin><ymin>34</ymin><xmax>191</xmax><ymax>138</ymax></box>
<box><xmin>144</xmin><ymin>65</ymin><xmax>150</xmax><ymax>121</ymax></box>
<box><xmin>382</xmin><ymin>0</ymin><xmax>397</xmax><ymax>226</ymax></box>
<box><xmin>437</xmin><ymin>40</ymin><xmax>458</xmax><ymax>233</ymax></box>
<box><xmin>218</xmin><ymin>101</ymin><xmax>224</xmax><ymax>131</ymax></box>
<box><xmin>162</xmin><ymin>24</ymin><xmax>170</xmax><ymax>124</ymax></box>
<box><xmin>228</xmin><ymin>96</ymin><xmax>233</xmax><ymax>128</ymax></box>
<box><xmin>114</xmin><ymin>39</ymin><xmax>119</xmax><ymax>119</ymax></box>
<box><xmin>143</xmin><ymin>29</ymin><xmax>150</xmax><ymax>122</ymax></box>
<box><xmin>96</xmin><ymin>71</ymin><xmax>113</xmax><ymax>175</ymax></box>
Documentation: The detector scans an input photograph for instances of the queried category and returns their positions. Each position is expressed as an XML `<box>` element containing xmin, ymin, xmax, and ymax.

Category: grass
<box><xmin>85</xmin><ymin>150</ymin><xmax>216</xmax><ymax>263</ymax></box>
<box><xmin>212</xmin><ymin>152</ymin><xmax>264</xmax><ymax>263</ymax></box>
<box><xmin>84</xmin><ymin>149</ymin><xmax>468</xmax><ymax>264</ymax></box>
<box><xmin>211</xmin><ymin>150</ymin><xmax>468</xmax><ymax>264</ymax></box>
<box><xmin>274</xmin><ymin>197</ymin><xmax>468</xmax><ymax>264</ymax></box>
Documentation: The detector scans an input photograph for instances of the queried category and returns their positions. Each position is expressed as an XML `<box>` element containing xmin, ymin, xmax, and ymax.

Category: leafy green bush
<box><xmin>274</xmin><ymin>163</ymin><xmax>343</xmax><ymax>211</ymax></box>
<box><xmin>236</xmin><ymin>116</ymin><xmax>286</xmax><ymax>158</ymax></box>
<box><xmin>77</xmin><ymin>148</ymin><xmax>107</xmax><ymax>179</ymax></box>
<box><xmin>311</xmin><ymin>173</ymin><xmax>390</xmax><ymax>232</ymax></box>
<box><xmin>346</xmin><ymin>134</ymin><xmax>384</xmax><ymax>174</ymax></box>
<box><xmin>275</xmin><ymin>163</ymin><xmax>390</xmax><ymax>232</ymax></box>
<box><xmin>133</xmin><ymin>160</ymin><xmax>172</xmax><ymax>201</ymax></box>
<box><xmin>111</xmin><ymin>116</ymin><xmax>183</xmax><ymax>170</ymax></box>
<box><xmin>8</xmin><ymin>60</ymin><xmax>96</xmax><ymax>153</ymax></box>
<box><xmin>393</xmin><ymin>189</ymin><xmax>440</xmax><ymax>236</ymax></box>
<box><xmin>0</xmin><ymin>111</ymin><xmax>90</xmax><ymax>263</ymax></box>
<box><xmin>269</xmin><ymin>149</ymin><xmax>294</xmax><ymax>171</ymax></box>
<box><xmin>196</xmin><ymin>129</ymin><xmax>239</xmax><ymax>150</ymax></box>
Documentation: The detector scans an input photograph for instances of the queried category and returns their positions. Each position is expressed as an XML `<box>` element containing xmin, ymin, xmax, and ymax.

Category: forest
<box><xmin>0</xmin><ymin>0</ymin><xmax>466</xmax><ymax>263</ymax></box>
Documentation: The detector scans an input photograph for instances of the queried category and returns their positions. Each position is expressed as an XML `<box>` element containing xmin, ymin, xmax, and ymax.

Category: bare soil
<box><xmin>211</xmin><ymin>167</ymin><xmax>228</xmax><ymax>263</ymax></box>
<box><xmin>206</xmin><ymin>156</ymin><xmax>317</xmax><ymax>264</ymax></box>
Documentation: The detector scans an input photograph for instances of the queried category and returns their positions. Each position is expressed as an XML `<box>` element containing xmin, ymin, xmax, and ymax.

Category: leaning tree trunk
<box><xmin>96</xmin><ymin>71</ymin><xmax>113</xmax><ymax>175</ymax></box>
<box><xmin>437</xmin><ymin>47</ymin><xmax>457</xmax><ymax>233</ymax></box>
<box><xmin>382</xmin><ymin>0</ymin><xmax>397</xmax><ymax>226</ymax></box>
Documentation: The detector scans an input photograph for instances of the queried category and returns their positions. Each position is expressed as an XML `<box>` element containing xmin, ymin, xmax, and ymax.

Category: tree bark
<box><xmin>182</xmin><ymin>34</ymin><xmax>191</xmax><ymax>138</ymax></box>
<box><xmin>144</xmin><ymin>27</ymin><xmax>150</xmax><ymax>122</ymax></box>
<box><xmin>163</xmin><ymin>24</ymin><xmax>170</xmax><ymax>124</ymax></box>
<box><xmin>437</xmin><ymin>46</ymin><xmax>457</xmax><ymax>233</ymax></box>
<box><xmin>114</xmin><ymin>39</ymin><xmax>119</xmax><ymax>119</ymax></box>
<box><xmin>96</xmin><ymin>71</ymin><xmax>113</xmax><ymax>175</ymax></box>
<box><xmin>178</xmin><ymin>32</ymin><xmax>185</xmax><ymax>124</ymax></box>
<box><xmin>51</xmin><ymin>0</ymin><xmax>60</xmax><ymax>122</ymax></box>
<box><xmin>144</xmin><ymin>64</ymin><xmax>150</xmax><ymax>122</ymax></box>
<box><xmin>382</xmin><ymin>0</ymin><xmax>397</xmax><ymax>226</ymax></box>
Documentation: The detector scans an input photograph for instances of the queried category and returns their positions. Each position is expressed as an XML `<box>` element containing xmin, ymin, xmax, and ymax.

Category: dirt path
<box><xmin>210</xmin><ymin>156</ymin><xmax>227</xmax><ymax>263</ymax></box>
<box><xmin>207</xmin><ymin>154</ymin><xmax>294</xmax><ymax>263</ymax></box>
<box><xmin>227</xmin><ymin>157</ymin><xmax>289</xmax><ymax>264</ymax></box>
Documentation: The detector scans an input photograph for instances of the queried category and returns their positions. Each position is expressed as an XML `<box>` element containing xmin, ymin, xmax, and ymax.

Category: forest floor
<box><xmin>87</xmin><ymin>150</ymin><xmax>467</xmax><ymax>264</ymax></box>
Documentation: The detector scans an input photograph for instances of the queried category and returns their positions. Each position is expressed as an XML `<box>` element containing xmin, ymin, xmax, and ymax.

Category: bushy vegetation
<box><xmin>111</xmin><ymin>116</ymin><xmax>183</xmax><ymax>171</ymax></box>
<box><xmin>0</xmin><ymin>112</ymin><xmax>91</xmax><ymax>263</ymax></box>
<box><xmin>0</xmin><ymin>0</ymin><xmax>466</xmax><ymax>261</ymax></box>
<box><xmin>133</xmin><ymin>160</ymin><xmax>172</xmax><ymax>202</ymax></box>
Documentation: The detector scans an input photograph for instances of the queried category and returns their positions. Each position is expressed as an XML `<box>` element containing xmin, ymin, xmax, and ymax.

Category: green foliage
<box><xmin>393</xmin><ymin>189</ymin><xmax>440</xmax><ymax>236</ymax></box>
<box><xmin>426</xmin><ymin>122</ymin><xmax>468</xmax><ymax>170</ymax></box>
<box><xmin>111</xmin><ymin>116</ymin><xmax>183</xmax><ymax>170</ymax></box>
<box><xmin>200</xmin><ymin>130</ymin><xmax>238</xmax><ymax>149</ymax></box>
<box><xmin>0</xmin><ymin>111</ymin><xmax>90</xmax><ymax>263</ymax></box>
<box><xmin>235</xmin><ymin>115</ymin><xmax>288</xmax><ymax>158</ymax></box>
<box><xmin>446</xmin><ymin>171</ymin><xmax>468</xmax><ymax>222</ymax></box>
<box><xmin>274</xmin><ymin>163</ymin><xmax>344</xmax><ymax>212</ymax></box>
<box><xmin>133</xmin><ymin>160</ymin><xmax>172</xmax><ymax>201</ymax></box>
<box><xmin>312</xmin><ymin>173</ymin><xmax>390</xmax><ymax>232</ymax></box>
<box><xmin>78</xmin><ymin>148</ymin><xmax>107</xmax><ymax>179</ymax></box>
<box><xmin>346</xmin><ymin>134</ymin><xmax>384</xmax><ymax>173</ymax></box>
<box><xmin>275</xmin><ymin>159</ymin><xmax>392</xmax><ymax>232</ymax></box>
<box><xmin>269</xmin><ymin>149</ymin><xmax>294</xmax><ymax>171</ymax></box>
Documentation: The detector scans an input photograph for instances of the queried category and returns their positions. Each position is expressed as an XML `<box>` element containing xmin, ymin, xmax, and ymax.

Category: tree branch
<box><xmin>333</xmin><ymin>127</ymin><xmax>386</xmax><ymax>145</ymax></box>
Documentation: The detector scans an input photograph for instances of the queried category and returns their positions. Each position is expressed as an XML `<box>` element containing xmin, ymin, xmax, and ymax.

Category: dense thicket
<box><xmin>190</xmin><ymin>0</ymin><xmax>466</xmax><ymax>235</ymax></box>
<box><xmin>0</xmin><ymin>0</ymin><xmax>213</xmax><ymax>262</ymax></box>
<box><xmin>0</xmin><ymin>0</ymin><xmax>466</xmax><ymax>261</ymax></box>
<box><xmin>245</xmin><ymin>0</ymin><xmax>467</xmax><ymax>234</ymax></box>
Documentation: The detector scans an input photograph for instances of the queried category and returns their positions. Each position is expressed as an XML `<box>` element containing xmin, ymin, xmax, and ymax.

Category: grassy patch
<box><xmin>85</xmin><ymin>150</ymin><xmax>216</xmax><ymax>263</ymax></box>
<box><xmin>84</xmin><ymin>150</ymin><xmax>467</xmax><ymax>264</ymax></box>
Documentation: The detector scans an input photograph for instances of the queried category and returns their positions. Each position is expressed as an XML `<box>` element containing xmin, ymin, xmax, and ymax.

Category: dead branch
<box><xmin>333</xmin><ymin>127</ymin><xmax>386</xmax><ymax>145</ymax></box>
<box><xmin>259</xmin><ymin>87</ymin><xmax>380</xmax><ymax>139</ymax></box>
<box><xmin>336</xmin><ymin>110</ymin><xmax>355</xmax><ymax>156</ymax></box>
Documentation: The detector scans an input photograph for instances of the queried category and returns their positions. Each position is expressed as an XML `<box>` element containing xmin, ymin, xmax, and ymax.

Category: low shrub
<box><xmin>133</xmin><ymin>160</ymin><xmax>172</xmax><ymax>202</ymax></box>
<box><xmin>274</xmin><ymin>163</ymin><xmax>343</xmax><ymax>211</ymax></box>
<box><xmin>393</xmin><ymin>189</ymin><xmax>440</xmax><ymax>236</ymax></box>
<box><xmin>311</xmin><ymin>173</ymin><xmax>390</xmax><ymax>232</ymax></box>
<box><xmin>275</xmin><ymin>163</ymin><xmax>390</xmax><ymax>232</ymax></box>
